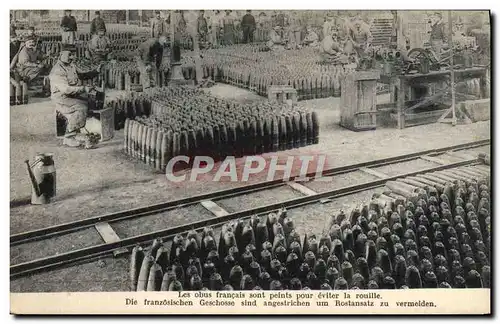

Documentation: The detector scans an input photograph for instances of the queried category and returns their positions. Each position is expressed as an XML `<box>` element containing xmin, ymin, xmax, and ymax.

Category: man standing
<box><xmin>429</xmin><ymin>12</ymin><xmax>447</xmax><ymax>59</ymax></box>
<box><xmin>135</xmin><ymin>36</ymin><xmax>167</xmax><ymax>89</ymax></box>
<box><xmin>151</xmin><ymin>11</ymin><xmax>166</xmax><ymax>38</ymax></box>
<box><xmin>87</xmin><ymin>27</ymin><xmax>111</xmax><ymax>63</ymax></box>
<box><xmin>49</xmin><ymin>46</ymin><xmax>100</xmax><ymax>147</ymax></box>
<box><xmin>241</xmin><ymin>10</ymin><xmax>256</xmax><ymax>44</ymax></box>
<box><xmin>90</xmin><ymin>11</ymin><xmax>106</xmax><ymax>36</ymax></box>
<box><xmin>323</xmin><ymin>12</ymin><xmax>336</xmax><ymax>39</ymax></box>
<box><xmin>222</xmin><ymin>10</ymin><xmax>236</xmax><ymax>45</ymax></box>
<box><xmin>391</xmin><ymin>10</ymin><xmax>408</xmax><ymax>51</ymax></box>
<box><xmin>60</xmin><ymin>10</ymin><xmax>77</xmax><ymax>45</ymax></box>
<box><xmin>10</xmin><ymin>26</ymin><xmax>21</xmax><ymax>63</ymax></box>
<box><xmin>348</xmin><ymin>16</ymin><xmax>373</xmax><ymax>57</ymax></box>
<box><xmin>197</xmin><ymin>10</ymin><xmax>209</xmax><ymax>45</ymax></box>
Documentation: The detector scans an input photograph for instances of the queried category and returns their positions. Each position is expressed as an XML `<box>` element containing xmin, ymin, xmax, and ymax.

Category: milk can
<box><xmin>25</xmin><ymin>153</ymin><xmax>56</xmax><ymax>205</ymax></box>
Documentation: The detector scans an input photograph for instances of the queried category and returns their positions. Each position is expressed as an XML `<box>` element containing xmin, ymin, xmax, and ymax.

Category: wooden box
<box><xmin>340</xmin><ymin>71</ymin><xmax>380</xmax><ymax>131</ymax></box>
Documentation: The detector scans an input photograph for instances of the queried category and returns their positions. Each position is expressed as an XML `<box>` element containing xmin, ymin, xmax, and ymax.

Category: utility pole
<box><xmin>448</xmin><ymin>11</ymin><xmax>457</xmax><ymax>126</ymax></box>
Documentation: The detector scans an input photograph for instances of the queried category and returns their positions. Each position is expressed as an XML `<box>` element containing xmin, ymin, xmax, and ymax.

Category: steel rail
<box><xmin>10</xmin><ymin>139</ymin><xmax>490</xmax><ymax>246</ymax></box>
<box><xmin>10</xmin><ymin>157</ymin><xmax>485</xmax><ymax>279</ymax></box>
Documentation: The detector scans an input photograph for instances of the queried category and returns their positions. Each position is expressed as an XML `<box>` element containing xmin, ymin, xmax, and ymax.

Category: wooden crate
<box><xmin>268</xmin><ymin>85</ymin><xmax>298</xmax><ymax>105</ymax></box>
<box><xmin>340</xmin><ymin>71</ymin><xmax>380</xmax><ymax>131</ymax></box>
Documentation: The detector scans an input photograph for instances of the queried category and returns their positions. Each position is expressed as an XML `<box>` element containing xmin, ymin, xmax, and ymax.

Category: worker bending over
<box><xmin>49</xmin><ymin>46</ymin><xmax>102</xmax><ymax>147</ymax></box>
<box><xmin>87</xmin><ymin>27</ymin><xmax>111</xmax><ymax>64</ymax></box>
<box><xmin>135</xmin><ymin>36</ymin><xmax>168</xmax><ymax>89</ymax></box>
<box><xmin>266</xmin><ymin>26</ymin><xmax>285</xmax><ymax>51</ymax></box>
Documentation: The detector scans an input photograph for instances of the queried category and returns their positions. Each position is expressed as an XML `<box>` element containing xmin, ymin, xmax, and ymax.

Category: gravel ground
<box><xmin>10</xmin><ymin>256</ymin><xmax>129</xmax><ymax>292</ymax></box>
<box><xmin>10</xmin><ymin>84</ymin><xmax>490</xmax><ymax>292</ymax></box>
<box><xmin>11</xmin><ymin>228</ymin><xmax>103</xmax><ymax>264</ymax></box>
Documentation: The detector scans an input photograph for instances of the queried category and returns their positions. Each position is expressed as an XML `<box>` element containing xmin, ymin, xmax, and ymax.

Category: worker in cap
<box><xmin>135</xmin><ymin>35</ymin><xmax>168</xmax><ymax>89</ymax></box>
<box><xmin>14</xmin><ymin>35</ymin><xmax>45</xmax><ymax>84</ymax></box>
<box><xmin>221</xmin><ymin>10</ymin><xmax>236</xmax><ymax>45</ymax></box>
<box><xmin>428</xmin><ymin>12</ymin><xmax>447</xmax><ymax>59</ymax></box>
<box><xmin>241</xmin><ymin>10</ymin><xmax>256</xmax><ymax>43</ymax></box>
<box><xmin>10</xmin><ymin>26</ymin><xmax>23</xmax><ymax>104</ymax></box>
<box><xmin>48</xmin><ymin>44</ymin><xmax>102</xmax><ymax>147</ymax></box>
<box><xmin>347</xmin><ymin>15</ymin><xmax>373</xmax><ymax>57</ymax></box>
<box><xmin>87</xmin><ymin>25</ymin><xmax>111</xmax><ymax>63</ymax></box>
<box><xmin>90</xmin><ymin>11</ymin><xmax>106</xmax><ymax>35</ymax></box>
<box><xmin>151</xmin><ymin>10</ymin><xmax>166</xmax><ymax>38</ymax></box>
<box><xmin>197</xmin><ymin>10</ymin><xmax>209</xmax><ymax>45</ymax></box>
<box><xmin>302</xmin><ymin>25</ymin><xmax>319</xmax><ymax>47</ymax></box>
<box><xmin>60</xmin><ymin>10</ymin><xmax>77</xmax><ymax>45</ymax></box>
<box><xmin>266</xmin><ymin>26</ymin><xmax>285</xmax><ymax>51</ymax></box>
<box><xmin>323</xmin><ymin>11</ymin><xmax>336</xmax><ymax>39</ymax></box>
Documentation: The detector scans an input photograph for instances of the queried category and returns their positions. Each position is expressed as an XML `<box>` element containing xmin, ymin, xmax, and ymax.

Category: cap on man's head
<box><xmin>29</xmin><ymin>26</ymin><xmax>35</xmax><ymax>31</ymax></box>
<box><xmin>65</xmin><ymin>9</ymin><xmax>71</xmax><ymax>13</ymax></box>
<box><xmin>435</xmin><ymin>12</ymin><xmax>442</xmax><ymax>17</ymax></box>
<box><xmin>95</xmin><ymin>11</ymin><xmax>100</xmax><ymax>15</ymax></box>
<box><xmin>155</xmin><ymin>10</ymin><xmax>161</xmax><ymax>14</ymax></box>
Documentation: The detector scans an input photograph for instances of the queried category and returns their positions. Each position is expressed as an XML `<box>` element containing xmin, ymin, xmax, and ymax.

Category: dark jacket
<box><xmin>197</xmin><ymin>16</ymin><xmax>208</xmax><ymax>35</ymax></box>
<box><xmin>241</xmin><ymin>14</ymin><xmax>256</xmax><ymax>31</ymax></box>
<box><xmin>61</xmin><ymin>15</ymin><xmax>77</xmax><ymax>32</ymax></box>
<box><xmin>90</xmin><ymin>17</ymin><xmax>106</xmax><ymax>34</ymax></box>
<box><xmin>137</xmin><ymin>38</ymin><xmax>163</xmax><ymax>68</ymax></box>
<box><xmin>430</xmin><ymin>21</ymin><xmax>446</xmax><ymax>41</ymax></box>
<box><xmin>10</xmin><ymin>39</ymin><xmax>21</xmax><ymax>63</ymax></box>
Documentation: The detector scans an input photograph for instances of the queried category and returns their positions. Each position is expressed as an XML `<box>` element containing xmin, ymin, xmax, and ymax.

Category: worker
<box><xmin>151</xmin><ymin>11</ymin><xmax>166</xmax><ymax>38</ymax></box>
<box><xmin>15</xmin><ymin>37</ymin><xmax>45</xmax><ymax>84</ymax></box>
<box><xmin>10</xmin><ymin>26</ymin><xmax>21</xmax><ymax>63</ymax></box>
<box><xmin>90</xmin><ymin>11</ymin><xmax>106</xmax><ymax>35</ymax></box>
<box><xmin>320</xmin><ymin>31</ymin><xmax>343</xmax><ymax>60</ymax></box>
<box><xmin>266</xmin><ymin>26</ymin><xmax>285</xmax><ymax>51</ymax></box>
<box><xmin>135</xmin><ymin>36</ymin><xmax>167</xmax><ymax>89</ymax></box>
<box><xmin>222</xmin><ymin>10</ymin><xmax>236</xmax><ymax>45</ymax></box>
<box><xmin>287</xmin><ymin>11</ymin><xmax>302</xmax><ymax>49</ymax></box>
<box><xmin>323</xmin><ymin>12</ymin><xmax>336</xmax><ymax>39</ymax></box>
<box><xmin>241</xmin><ymin>10</ymin><xmax>256</xmax><ymax>44</ymax></box>
<box><xmin>60</xmin><ymin>10</ymin><xmax>77</xmax><ymax>45</ymax></box>
<box><xmin>302</xmin><ymin>25</ymin><xmax>319</xmax><ymax>47</ymax></box>
<box><xmin>197</xmin><ymin>10</ymin><xmax>209</xmax><ymax>45</ymax></box>
<box><xmin>49</xmin><ymin>46</ymin><xmax>101</xmax><ymax>147</ymax></box>
<box><xmin>428</xmin><ymin>12</ymin><xmax>447</xmax><ymax>59</ymax></box>
<box><xmin>348</xmin><ymin>16</ymin><xmax>373</xmax><ymax>57</ymax></box>
<box><xmin>87</xmin><ymin>27</ymin><xmax>111</xmax><ymax>63</ymax></box>
<box><xmin>390</xmin><ymin>10</ymin><xmax>409</xmax><ymax>51</ymax></box>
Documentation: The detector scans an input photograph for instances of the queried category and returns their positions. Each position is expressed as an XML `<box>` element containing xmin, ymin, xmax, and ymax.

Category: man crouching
<box><xmin>49</xmin><ymin>45</ymin><xmax>102</xmax><ymax>148</ymax></box>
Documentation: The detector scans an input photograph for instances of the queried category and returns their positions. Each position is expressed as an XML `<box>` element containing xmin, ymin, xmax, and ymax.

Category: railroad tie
<box><xmin>94</xmin><ymin>222</ymin><xmax>129</xmax><ymax>257</ymax></box>
<box><xmin>358</xmin><ymin>167</ymin><xmax>389</xmax><ymax>179</ymax></box>
<box><xmin>286</xmin><ymin>182</ymin><xmax>317</xmax><ymax>196</ymax></box>
<box><xmin>419</xmin><ymin>155</ymin><xmax>449</xmax><ymax>165</ymax></box>
<box><xmin>200</xmin><ymin>200</ymin><xmax>229</xmax><ymax>217</ymax></box>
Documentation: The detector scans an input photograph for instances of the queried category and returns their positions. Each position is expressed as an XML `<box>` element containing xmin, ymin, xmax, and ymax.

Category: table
<box><xmin>380</xmin><ymin>67</ymin><xmax>488</xmax><ymax>129</ymax></box>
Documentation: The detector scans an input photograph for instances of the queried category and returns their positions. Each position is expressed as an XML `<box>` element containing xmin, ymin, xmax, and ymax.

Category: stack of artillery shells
<box><xmin>123</xmin><ymin>86</ymin><xmax>320</xmax><ymax>171</ymax></box>
<box><xmin>129</xmin><ymin>167</ymin><xmax>490</xmax><ymax>291</ymax></box>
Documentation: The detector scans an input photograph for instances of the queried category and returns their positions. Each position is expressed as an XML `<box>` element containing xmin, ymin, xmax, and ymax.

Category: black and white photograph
<box><xmin>7</xmin><ymin>6</ymin><xmax>491</xmax><ymax>315</ymax></box>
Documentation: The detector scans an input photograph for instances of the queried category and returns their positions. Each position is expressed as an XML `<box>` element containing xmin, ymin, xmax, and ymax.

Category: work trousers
<box><xmin>135</xmin><ymin>57</ymin><xmax>157</xmax><ymax>89</ymax></box>
<box><xmin>62</xmin><ymin>31</ymin><xmax>76</xmax><ymax>45</ymax></box>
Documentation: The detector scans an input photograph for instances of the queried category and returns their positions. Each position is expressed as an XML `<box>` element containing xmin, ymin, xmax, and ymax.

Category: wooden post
<box><xmin>126</xmin><ymin>10</ymin><xmax>130</xmax><ymax>25</ymax></box>
<box><xmin>139</xmin><ymin>10</ymin><xmax>142</xmax><ymax>27</ymax></box>
<box><xmin>448</xmin><ymin>11</ymin><xmax>457</xmax><ymax>126</ymax></box>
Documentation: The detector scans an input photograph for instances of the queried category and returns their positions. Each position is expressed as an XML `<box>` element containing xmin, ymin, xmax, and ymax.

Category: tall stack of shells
<box><xmin>128</xmin><ymin>164</ymin><xmax>491</xmax><ymax>291</ymax></box>
<box><xmin>123</xmin><ymin>86</ymin><xmax>320</xmax><ymax>172</ymax></box>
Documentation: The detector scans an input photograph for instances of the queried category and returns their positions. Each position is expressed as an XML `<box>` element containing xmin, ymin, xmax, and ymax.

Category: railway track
<box><xmin>10</xmin><ymin>139</ymin><xmax>490</xmax><ymax>279</ymax></box>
